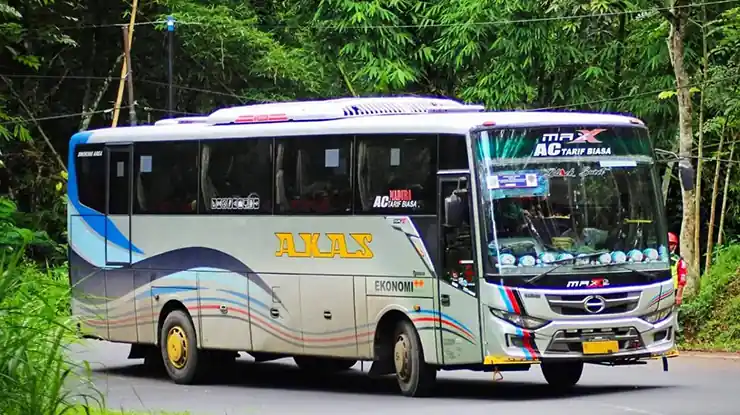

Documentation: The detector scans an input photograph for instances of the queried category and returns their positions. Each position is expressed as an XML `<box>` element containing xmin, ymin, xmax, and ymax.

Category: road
<box><xmin>70</xmin><ymin>340</ymin><xmax>740</xmax><ymax>415</ymax></box>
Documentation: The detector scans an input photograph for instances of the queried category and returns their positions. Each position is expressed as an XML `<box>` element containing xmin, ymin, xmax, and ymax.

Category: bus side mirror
<box><xmin>678</xmin><ymin>160</ymin><xmax>695</xmax><ymax>191</ymax></box>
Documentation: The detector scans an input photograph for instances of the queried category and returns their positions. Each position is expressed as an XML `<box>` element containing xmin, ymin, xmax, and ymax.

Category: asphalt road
<box><xmin>69</xmin><ymin>340</ymin><xmax>740</xmax><ymax>415</ymax></box>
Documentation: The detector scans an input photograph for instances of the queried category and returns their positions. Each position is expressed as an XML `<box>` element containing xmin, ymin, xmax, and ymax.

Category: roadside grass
<box><xmin>0</xmin><ymin>248</ymin><xmax>105</xmax><ymax>415</ymax></box>
<box><xmin>679</xmin><ymin>243</ymin><xmax>740</xmax><ymax>352</ymax></box>
<box><xmin>69</xmin><ymin>408</ymin><xmax>190</xmax><ymax>415</ymax></box>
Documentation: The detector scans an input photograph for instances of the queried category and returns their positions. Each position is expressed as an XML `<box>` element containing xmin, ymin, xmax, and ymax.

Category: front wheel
<box><xmin>541</xmin><ymin>360</ymin><xmax>583</xmax><ymax>390</ymax></box>
<box><xmin>393</xmin><ymin>319</ymin><xmax>436</xmax><ymax>397</ymax></box>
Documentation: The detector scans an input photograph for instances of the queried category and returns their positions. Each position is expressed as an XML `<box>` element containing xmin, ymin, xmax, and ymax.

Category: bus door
<box><xmin>435</xmin><ymin>171</ymin><xmax>483</xmax><ymax>365</ymax></box>
<box><xmin>104</xmin><ymin>144</ymin><xmax>133</xmax><ymax>266</ymax></box>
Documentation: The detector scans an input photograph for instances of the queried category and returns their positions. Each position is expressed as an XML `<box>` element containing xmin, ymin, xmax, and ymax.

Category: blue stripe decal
<box><xmin>495</xmin><ymin>285</ymin><xmax>531</xmax><ymax>359</ymax></box>
<box><xmin>410</xmin><ymin>309</ymin><xmax>474</xmax><ymax>336</ymax></box>
<box><xmin>68</xmin><ymin>131</ymin><xmax>143</xmax><ymax>254</ymax></box>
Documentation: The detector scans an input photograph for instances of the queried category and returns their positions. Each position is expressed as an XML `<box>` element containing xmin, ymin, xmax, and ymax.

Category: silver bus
<box><xmin>68</xmin><ymin>96</ymin><xmax>685</xmax><ymax>397</ymax></box>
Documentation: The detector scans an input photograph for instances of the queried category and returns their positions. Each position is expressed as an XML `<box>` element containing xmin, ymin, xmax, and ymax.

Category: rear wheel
<box><xmin>393</xmin><ymin>319</ymin><xmax>436</xmax><ymax>397</ymax></box>
<box><xmin>160</xmin><ymin>310</ymin><xmax>207</xmax><ymax>384</ymax></box>
<box><xmin>293</xmin><ymin>356</ymin><xmax>357</xmax><ymax>372</ymax></box>
<box><xmin>541</xmin><ymin>360</ymin><xmax>583</xmax><ymax>390</ymax></box>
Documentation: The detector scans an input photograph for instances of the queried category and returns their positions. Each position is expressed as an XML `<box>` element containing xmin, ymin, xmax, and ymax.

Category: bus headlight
<box><xmin>641</xmin><ymin>307</ymin><xmax>673</xmax><ymax>324</ymax></box>
<box><xmin>489</xmin><ymin>307</ymin><xmax>550</xmax><ymax>330</ymax></box>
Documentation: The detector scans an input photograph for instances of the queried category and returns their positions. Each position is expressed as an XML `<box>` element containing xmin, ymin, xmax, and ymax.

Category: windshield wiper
<box><xmin>573</xmin><ymin>261</ymin><xmax>658</xmax><ymax>279</ymax></box>
<box><xmin>524</xmin><ymin>251</ymin><xmax>609</xmax><ymax>286</ymax></box>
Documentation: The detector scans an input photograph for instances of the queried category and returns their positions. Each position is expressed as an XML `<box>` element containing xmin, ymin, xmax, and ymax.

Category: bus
<box><xmin>68</xmin><ymin>96</ymin><xmax>690</xmax><ymax>397</ymax></box>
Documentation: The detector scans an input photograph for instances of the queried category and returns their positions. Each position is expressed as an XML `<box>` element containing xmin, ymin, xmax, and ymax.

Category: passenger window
<box><xmin>74</xmin><ymin>144</ymin><xmax>106</xmax><ymax>213</ymax></box>
<box><xmin>274</xmin><ymin>135</ymin><xmax>352</xmax><ymax>214</ymax></box>
<box><xmin>133</xmin><ymin>141</ymin><xmax>198</xmax><ymax>214</ymax></box>
<box><xmin>439</xmin><ymin>134</ymin><xmax>468</xmax><ymax>170</ymax></box>
<box><xmin>355</xmin><ymin>134</ymin><xmax>437</xmax><ymax>215</ymax></box>
<box><xmin>200</xmin><ymin>138</ymin><xmax>273</xmax><ymax>214</ymax></box>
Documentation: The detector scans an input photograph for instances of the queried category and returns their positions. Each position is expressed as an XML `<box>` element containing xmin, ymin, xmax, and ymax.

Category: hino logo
<box><xmin>583</xmin><ymin>295</ymin><xmax>607</xmax><ymax>314</ymax></box>
<box><xmin>566</xmin><ymin>278</ymin><xmax>610</xmax><ymax>288</ymax></box>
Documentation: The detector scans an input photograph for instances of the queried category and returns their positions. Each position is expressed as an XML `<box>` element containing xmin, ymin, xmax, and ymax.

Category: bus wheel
<box><xmin>293</xmin><ymin>356</ymin><xmax>357</xmax><ymax>372</ymax></box>
<box><xmin>393</xmin><ymin>319</ymin><xmax>436</xmax><ymax>397</ymax></box>
<box><xmin>160</xmin><ymin>310</ymin><xmax>205</xmax><ymax>384</ymax></box>
<box><xmin>541</xmin><ymin>360</ymin><xmax>583</xmax><ymax>389</ymax></box>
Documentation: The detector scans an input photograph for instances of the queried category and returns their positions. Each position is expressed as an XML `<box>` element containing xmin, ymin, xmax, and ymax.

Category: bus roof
<box><xmin>74</xmin><ymin>96</ymin><xmax>646</xmax><ymax>144</ymax></box>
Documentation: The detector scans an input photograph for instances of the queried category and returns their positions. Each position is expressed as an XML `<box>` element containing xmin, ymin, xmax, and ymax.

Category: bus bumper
<box><xmin>482</xmin><ymin>311</ymin><xmax>679</xmax><ymax>365</ymax></box>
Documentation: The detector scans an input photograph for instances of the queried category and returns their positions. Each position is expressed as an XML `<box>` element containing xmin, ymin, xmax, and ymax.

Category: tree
<box><xmin>658</xmin><ymin>0</ymin><xmax>699</xmax><ymax>295</ymax></box>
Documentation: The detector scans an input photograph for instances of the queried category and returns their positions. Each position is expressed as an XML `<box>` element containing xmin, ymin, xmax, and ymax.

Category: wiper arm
<box><xmin>573</xmin><ymin>261</ymin><xmax>657</xmax><ymax>279</ymax></box>
<box><xmin>524</xmin><ymin>251</ymin><xmax>609</xmax><ymax>286</ymax></box>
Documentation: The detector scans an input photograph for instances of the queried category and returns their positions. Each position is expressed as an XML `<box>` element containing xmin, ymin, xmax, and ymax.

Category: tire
<box><xmin>293</xmin><ymin>356</ymin><xmax>357</xmax><ymax>372</ymax></box>
<box><xmin>541</xmin><ymin>360</ymin><xmax>584</xmax><ymax>390</ymax></box>
<box><xmin>160</xmin><ymin>309</ymin><xmax>207</xmax><ymax>384</ymax></box>
<box><xmin>393</xmin><ymin>319</ymin><xmax>436</xmax><ymax>397</ymax></box>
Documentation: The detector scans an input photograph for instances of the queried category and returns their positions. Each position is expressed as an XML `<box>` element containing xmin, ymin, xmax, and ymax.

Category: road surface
<box><xmin>70</xmin><ymin>340</ymin><xmax>740</xmax><ymax>415</ymax></box>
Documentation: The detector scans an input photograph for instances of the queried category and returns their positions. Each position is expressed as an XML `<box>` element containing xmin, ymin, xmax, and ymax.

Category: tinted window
<box><xmin>439</xmin><ymin>134</ymin><xmax>468</xmax><ymax>170</ymax></box>
<box><xmin>107</xmin><ymin>147</ymin><xmax>131</xmax><ymax>215</ymax></box>
<box><xmin>355</xmin><ymin>134</ymin><xmax>437</xmax><ymax>215</ymax></box>
<box><xmin>200</xmin><ymin>138</ymin><xmax>273</xmax><ymax>214</ymax></box>
<box><xmin>275</xmin><ymin>135</ymin><xmax>352</xmax><ymax>214</ymax></box>
<box><xmin>133</xmin><ymin>141</ymin><xmax>198</xmax><ymax>214</ymax></box>
<box><xmin>74</xmin><ymin>144</ymin><xmax>105</xmax><ymax>212</ymax></box>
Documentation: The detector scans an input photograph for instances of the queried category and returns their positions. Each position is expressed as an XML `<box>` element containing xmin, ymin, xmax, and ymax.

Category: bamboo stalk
<box><xmin>111</xmin><ymin>0</ymin><xmax>139</xmax><ymax>127</ymax></box>
<box><xmin>717</xmin><ymin>139</ymin><xmax>736</xmax><ymax>247</ymax></box>
<box><xmin>704</xmin><ymin>123</ymin><xmax>727</xmax><ymax>272</ymax></box>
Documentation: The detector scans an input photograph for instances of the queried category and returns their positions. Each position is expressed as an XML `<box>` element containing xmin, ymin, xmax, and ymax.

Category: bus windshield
<box><xmin>473</xmin><ymin>126</ymin><xmax>669</xmax><ymax>278</ymax></box>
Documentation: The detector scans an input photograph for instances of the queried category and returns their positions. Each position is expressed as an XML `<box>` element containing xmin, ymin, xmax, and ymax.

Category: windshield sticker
<box><xmin>533</xmin><ymin>129</ymin><xmax>612</xmax><ymax>157</ymax></box>
<box><xmin>541</xmin><ymin>166</ymin><xmax>611</xmax><ymax>178</ymax></box>
<box><xmin>372</xmin><ymin>189</ymin><xmax>418</xmax><ymax>209</ymax></box>
<box><xmin>600</xmin><ymin>159</ymin><xmax>637</xmax><ymax>168</ymax></box>
<box><xmin>487</xmin><ymin>172</ymin><xmax>538</xmax><ymax>189</ymax></box>
<box><xmin>487</xmin><ymin>171</ymin><xmax>549</xmax><ymax>200</ymax></box>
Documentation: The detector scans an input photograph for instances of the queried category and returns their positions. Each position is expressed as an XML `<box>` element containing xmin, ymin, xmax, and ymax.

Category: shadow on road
<box><xmin>91</xmin><ymin>357</ymin><xmax>668</xmax><ymax>401</ymax></box>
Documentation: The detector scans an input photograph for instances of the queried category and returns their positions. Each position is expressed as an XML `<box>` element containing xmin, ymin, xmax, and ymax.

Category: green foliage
<box><xmin>680</xmin><ymin>243</ymin><xmax>740</xmax><ymax>351</ymax></box>
<box><xmin>0</xmin><ymin>199</ymin><xmax>100</xmax><ymax>415</ymax></box>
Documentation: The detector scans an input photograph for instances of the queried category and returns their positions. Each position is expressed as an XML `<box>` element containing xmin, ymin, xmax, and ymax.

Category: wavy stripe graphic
<box><xmin>82</xmin><ymin>292</ymin><xmax>476</xmax><ymax>348</ymax></box>
<box><xmin>70</xmin><ymin>246</ymin><xmax>278</xmax><ymax>302</ymax></box>
<box><xmin>648</xmin><ymin>289</ymin><xmax>673</xmax><ymax>308</ymax></box>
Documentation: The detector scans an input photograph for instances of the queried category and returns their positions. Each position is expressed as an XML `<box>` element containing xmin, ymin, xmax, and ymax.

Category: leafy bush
<box><xmin>680</xmin><ymin>243</ymin><xmax>740</xmax><ymax>351</ymax></box>
<box><xmin>0</xmin><ymin>196</ymin><xmax>100</xmax><ymax>415</ymax></box>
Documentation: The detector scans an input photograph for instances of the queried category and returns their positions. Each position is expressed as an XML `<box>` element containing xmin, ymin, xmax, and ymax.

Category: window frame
<box><xmin>74</xmin><ymin>143</ymin><xmax>107</xmax><ymax>213</ymax></box>
<box><xmin>199</xmin><ymin>136</ymin><xmax>275</xmax><ymax>215</ymax></box>
<box><xmin>132</xmin><ymin>139</ymin><xmax>200</xmax><ymax>215</ymax></box>
<box><xmin>273</xmin><ymin>134</ymin><xmax>355</xmax><ymax>216</ymax></box>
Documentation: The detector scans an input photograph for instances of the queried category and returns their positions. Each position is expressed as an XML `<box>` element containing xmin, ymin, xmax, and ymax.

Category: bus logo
<box><xmin>569</xmin><ymin>129</ymin><xmax>606</xmax><ymax>144</ymax></box>
<box><xmin>566</xmin><ymin>278</ymin><xmax>610</xmax><ymax>288</ymax></box>
<box><xmin>275</xmin><ymin>232</ymin><xmax>373</xmax><ymax>259</ymax></box>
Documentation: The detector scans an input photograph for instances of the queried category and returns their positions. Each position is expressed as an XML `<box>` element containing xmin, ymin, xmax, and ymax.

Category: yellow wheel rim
<box><xmin>166</xmin><ymin>326</ymin><xmax>188</xmax><ymax>369</ymax></box>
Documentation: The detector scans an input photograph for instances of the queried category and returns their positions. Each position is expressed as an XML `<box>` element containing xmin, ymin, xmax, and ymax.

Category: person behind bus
<box><xmin>669</xmin><ymin>232</ymin><xmax>687</xmax><ymax>305</ymax></box>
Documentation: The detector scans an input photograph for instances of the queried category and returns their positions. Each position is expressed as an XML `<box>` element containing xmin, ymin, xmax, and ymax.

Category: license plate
<box><xmin>582</xmin><ymin>340</ymin><xmax>619</xmax><ymax>355</ymax></box>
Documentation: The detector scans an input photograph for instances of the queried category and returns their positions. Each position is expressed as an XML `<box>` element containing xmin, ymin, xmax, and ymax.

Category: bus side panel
<box><xmin>198</xmin><ymin>270</ymin><xmax>252</xmax><ymax>351</ymax></box>
<box><xmin>365</xmin><ymin>297</ymin><xmax>440</xmax><ymax>365</ymax></box>
<box><xmin>105</xmin><ymin>268</ymin><xmax>137</xmax><ymax>343</ymax></box>
<box><xmin>69</xmin><ymin>213</ymin><xmax>109</xmax><ymax>340</ymax></box>
<box><xmin>354</xmin><ymin>276</ymin><xmax>372</xmax><ymax>358</ymax></box>
<box><xmin>299</xmin><ymin>275</ymin><xmax>357</xmax><ymax>358</ymax></box>
<box><xmin>250</xmin><ymin>273</ymin><xmax>303</xmax><ymax>355</ymax></box>
<box><xmin>133</xmin><ymin>270</ymin><xmax>156</xmax><ymax>344</ymax></box>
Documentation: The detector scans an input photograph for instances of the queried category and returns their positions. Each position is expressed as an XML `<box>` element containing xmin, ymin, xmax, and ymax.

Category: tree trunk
<box><xmin>667</xmin><ymin>0</ymin><xmax>699</xmax><ymax>295</ymax></box>
<box><xmin>717</xmin><ymin>140</ymin><xmax>736</xmax><ymax>247</ymax></box>
<box><xmin>704</xmin><ymin>126</ymin><xmax>726</xmax><ymax>272</ymax></box>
